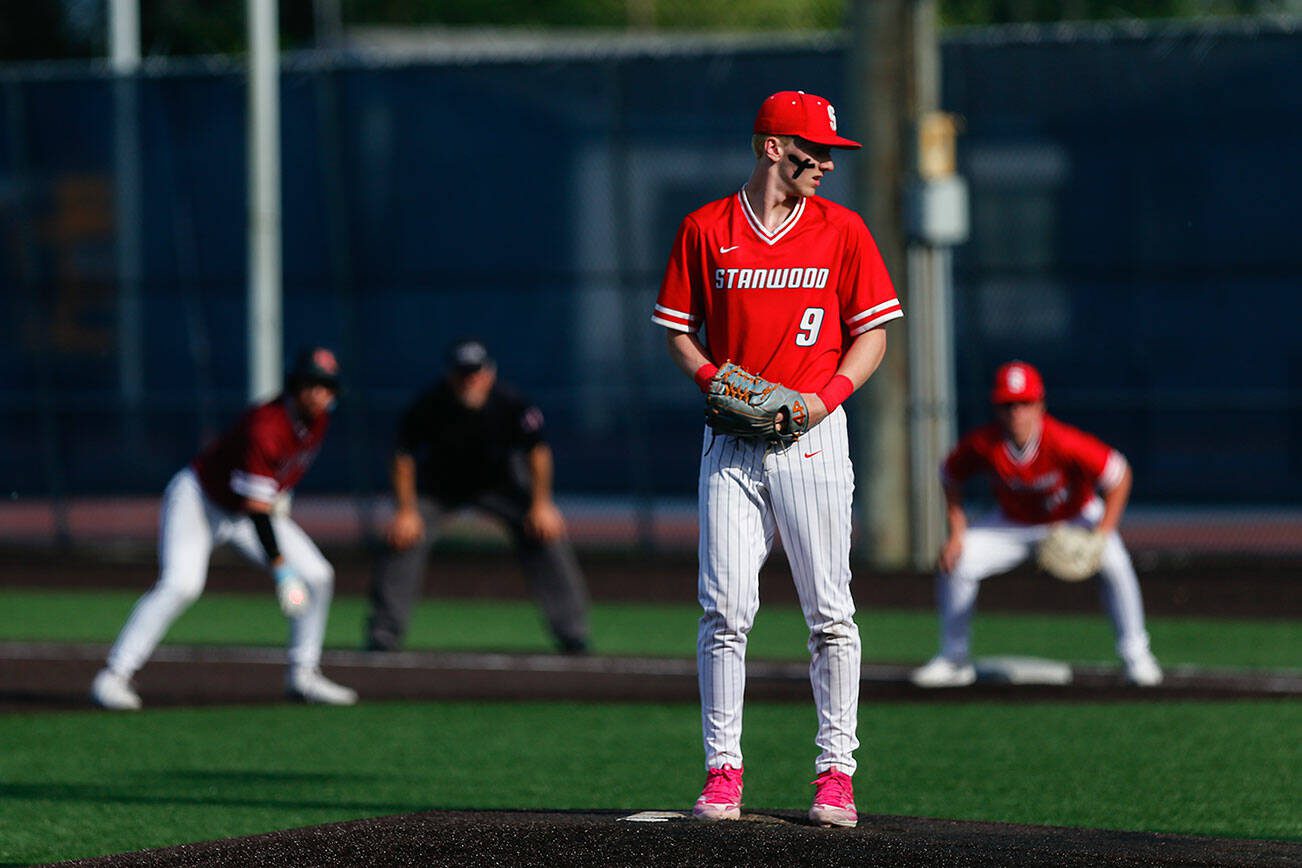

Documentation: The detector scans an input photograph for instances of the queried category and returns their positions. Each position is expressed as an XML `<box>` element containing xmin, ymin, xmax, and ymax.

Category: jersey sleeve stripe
<box><xmin>230</xmin><ymin>471</ymin><xmax>279</xmax><ymax>504</ymax></box>
<box><xmin>651</xmin><ymin>314</ymin><xmax>694</xmax><ymax>332</ymax></box>
<box><xmin>1098</xmin><ymin>450</ymin><xmax>1129</xmax><ymax>491</ymax></box>
<box><xmin>845</xmin><ymin>299</ymin><xmax>901</xmax><ymax>325</ymax></box>
<box><xmin>651</xmin><ymin>304</ymin><xmax>697</xmax><ymax>332</ymax></box>
<box><xmin>849</xmin><ymin>308</ymin><xmax>904</xmax><ymax>335</ymax></box>
<box><xmin>655</xmin><ymin>304</ymin><xmax>698</xmax><ymax>323</ymax></box>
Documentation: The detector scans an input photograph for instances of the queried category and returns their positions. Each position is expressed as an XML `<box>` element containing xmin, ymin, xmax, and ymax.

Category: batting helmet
<box><xmin>285</xmin><ymin>346</ymin><xmax>342</xmax><ymax>392</ymax></box>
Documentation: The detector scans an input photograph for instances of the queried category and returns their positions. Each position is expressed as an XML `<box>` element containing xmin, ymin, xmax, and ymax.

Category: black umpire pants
<box><xmin>365</xmin><ymin>492</ymin><xmax>591</xmax><ymax>653</ymax></box>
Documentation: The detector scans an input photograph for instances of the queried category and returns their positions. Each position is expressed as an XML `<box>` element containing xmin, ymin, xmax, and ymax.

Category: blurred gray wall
<box><xmin>0</xmin><ymin>20</ymin><xmax>1297</xmax><ymax>511</ymax></box>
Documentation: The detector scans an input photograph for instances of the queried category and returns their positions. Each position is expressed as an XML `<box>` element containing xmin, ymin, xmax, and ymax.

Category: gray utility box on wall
<box><xmin>905</xmin><ymin>175</ymin><xmax>970</xmax><ymax>246</ymax></box>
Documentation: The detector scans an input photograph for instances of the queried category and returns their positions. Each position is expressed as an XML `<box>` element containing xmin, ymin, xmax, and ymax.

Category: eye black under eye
<box><xmin>788</xmin><ymin>154</ymin><xmax>817</xmax><ymax>177</ymax></box>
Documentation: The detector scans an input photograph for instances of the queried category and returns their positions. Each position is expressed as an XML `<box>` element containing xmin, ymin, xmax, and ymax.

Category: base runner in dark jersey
<box><xmin>91</xmin><ymin>347</ymin><xmax>357</xmax><ymax>710</ymax></box>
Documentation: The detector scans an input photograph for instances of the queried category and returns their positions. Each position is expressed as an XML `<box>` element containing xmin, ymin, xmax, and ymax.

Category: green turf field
<box><xmin>2</xmin><ymin>588</ymin><xmax>1300</xmax><ymax>667</ymax></box>
<box><xmin>1</xmin><ymin>589</ymin><xmax>1299</xmax><ymax>863</ymax></box>
<box><xmin>0</xmin><ymin>699</ymin><xmax>1298</xmax><ymax>863</ymax></box>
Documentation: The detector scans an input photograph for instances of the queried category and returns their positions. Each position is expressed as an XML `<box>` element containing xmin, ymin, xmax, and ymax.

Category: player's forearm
<box><xmin>666</xmin><ymin>331</ymin><xmax>713</xmax><ymax>382</ymax></box>
<box><xmin>808</xmin><ymin>328</ymin><xmax>888</xmax><ymax>419</ymax></box>
<box><xmin>528</xmin><ymin>444</ymin><xmax>556</xmax><ymax>505</ymax></box>
<box><xmin>247</xmin><ymin>509</ymin><xmax>283</xmax><ymax>566</ymax></box>
<box><xmin>835</xmin><ymin>328</ymin><xmax>887</xmax><ymax>389</ymax></box>
<box><xmin>391</xmin><ymin>453</ymin><xmax>420</xmax><ymax>512</ymax></box>
<box><xmin>1096</xmin><ymin>466</ymin><xmax>1132</xmax><ymax>535</ymax></box>
<box><xmin>943</xmin><ymin>485</ymin><xmax>967</xmax><ymax>537</ymax></box>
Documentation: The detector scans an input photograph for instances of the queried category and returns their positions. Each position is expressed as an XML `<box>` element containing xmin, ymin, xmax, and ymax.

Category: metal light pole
<box><xmin>110</xmin><ymin>0</ymin><xmax>143</xmax><ymax>422</ymax></box>
<box><xmin>846</xmin><ymin>0</ymin><xmax>966</xmax><ymax>569</ymax></box>
<box><xmin>847</xmin><ymin>0</ymin><xmax>912</xmax><ymax>568</ymax></box>
<box><xmin>904</xmin><ymin>4</ymin><xmax>967</xmax><ymax>569</ymax></box>
<box><xmin>247</xmin><ymin>0</ymin><xmax>283</xmax><ymax>400</ymax></box>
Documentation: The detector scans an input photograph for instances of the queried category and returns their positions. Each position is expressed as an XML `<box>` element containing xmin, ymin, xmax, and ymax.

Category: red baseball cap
<box><xmin>753</xmin><ymin>90</ymin><xmax>861</xmax><ymax>149</ymax></box>
<box><xmin>991</xmin><ymin>361</ymin><xmax>1045</xmax><ymax>404</ymax></box>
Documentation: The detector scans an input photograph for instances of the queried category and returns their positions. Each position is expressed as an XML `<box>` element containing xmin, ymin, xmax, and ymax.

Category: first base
<box><xmin>974</xmin><ymin>656</ymin><xmax>1073</xmax><ymax>685</ymax></box>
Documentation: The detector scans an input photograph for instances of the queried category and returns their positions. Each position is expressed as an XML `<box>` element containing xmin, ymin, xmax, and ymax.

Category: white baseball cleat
<box><xmin>91</xmin><ymin>668</ymin><xmax>142</xmax><ymax>710</ymax></box>
<box><xmin>285</xmin><ymin>668</ymin><xmax>358</xmax><ymax>706</ymax></box>
<box><xmin>1123</xmin><ymin>654</ymin><xmax>1164</xmax><ymax>687</ymax></box>
<box><xmin>910</xmin><ymin>656</ymin><xmax>976</xmax><ymax>688</ymax></box>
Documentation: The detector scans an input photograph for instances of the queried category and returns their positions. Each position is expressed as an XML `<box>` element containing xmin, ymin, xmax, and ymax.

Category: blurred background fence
<box><xmin>1</xmin><ymin>17</ymin><xmax>1298</xmax><ymax>557</ymax></box>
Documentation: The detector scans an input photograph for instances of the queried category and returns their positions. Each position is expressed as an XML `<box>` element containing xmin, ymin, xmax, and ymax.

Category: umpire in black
<box><xmin>365</xmin><ymin>339</ymin><xmax>591</xmax><ymax>654</ymax></box>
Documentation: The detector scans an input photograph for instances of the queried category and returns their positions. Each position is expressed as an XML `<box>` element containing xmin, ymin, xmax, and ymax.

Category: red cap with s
<box><xmin>991</xmin><ymin>361</ymin><xmax>1045</xmax><ymax>404</ymax></box>
<box><xmin>754</xmin><ymin>91</ymin><xmax>861</xmax><ymax>149</ymax></box>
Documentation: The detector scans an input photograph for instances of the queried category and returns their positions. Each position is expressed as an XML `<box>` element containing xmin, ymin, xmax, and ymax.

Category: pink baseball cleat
<box><xmin>692</xmin><ymin>764</ymin><xmax>743</xmax><ymax>821</ymax></box>
<box><xmin>809</xmin><ymin>766</ymin><xmax>857</xmax><ymax>827</ymax></box>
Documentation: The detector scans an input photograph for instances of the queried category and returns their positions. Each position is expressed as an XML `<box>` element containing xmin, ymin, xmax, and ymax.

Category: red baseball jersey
<box><xmin>942</xmin><ymin>415</ymin><xmax>1129</xmax><ymax>525</ymax></box>
<box><xmin>192</xmin><ymin>397</ymin><xmax>329</xmax><ymax>513</ymax></box>
<box><xmin>652</xmin><ymin>191</ymin><xmax>901</xmax><ymax>392</ymax></box>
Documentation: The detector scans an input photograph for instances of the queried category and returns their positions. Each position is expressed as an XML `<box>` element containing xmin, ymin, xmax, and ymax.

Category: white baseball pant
<box><xmin>105</xmin><ymin>467</ymin><xmax>335</xmax><ymax>677</ymax></box>
<box><xmin>697</xmin><ymin>407</ymin><xmax>860</xmax><ymax>775</ymax></box>
<box><xmin>935</xmin><ymin>498</ymin><xmax>1154</xmax><ymax>665</ymax></box>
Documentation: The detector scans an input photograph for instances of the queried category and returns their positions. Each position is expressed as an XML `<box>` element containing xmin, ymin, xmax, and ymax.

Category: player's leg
<box><xmin>1074</xmin><ymin>500</ymin><xmax>1161</xmax><ymax>684</ymax></box>
<box><xmin>1097</xmin><ymin>533</ymin><xmax>1162</xmax><ymax>684</ymax></box>
<box><xmin>227</xmin><ymin>513</ymin><xmax>356</xmax><ymax>704</ymax></box>
<box><xmin>697</xmin><ymin>432</ymin><xmax>772</xmax><ymax>776</ymax></box>
<box><xmin>99</xmin><ymin>469</ymin><xmax>215</xmax><ymax>697</ymax></box>
<box><xmin>915</xmin><ymin>516</ymin><xmax>1034</xmax><ymax>684</ymax></box>
<box><xmin>766</xmin><ymin>409</ymin><xmax>860</xmax><ymax>776</ymax></box>
<box><xmin>478</xmin><ymin>489</ymin><xmax>591</xmax><ymax>654</ymax></box>
<box><xmin>365</xmin><ymin>498</ymin><xmax>441</xmax><ymax>651</ymax></box>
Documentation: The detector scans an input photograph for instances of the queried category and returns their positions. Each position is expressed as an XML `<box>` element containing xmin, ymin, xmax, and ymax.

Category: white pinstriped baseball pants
<box><xmin>105</xmin><ymin>467</ymin><xmax>336</xmax><ymax>677</ymax></box>
<box><xmin>935</xmin><ymin>498</ymin><xmax>1155</xmax><ymax>665</ymax></box>
<box><xmin>697</xmin><ymin>407</ymin><xmax>860</xmax><ymax>775</ymax></box>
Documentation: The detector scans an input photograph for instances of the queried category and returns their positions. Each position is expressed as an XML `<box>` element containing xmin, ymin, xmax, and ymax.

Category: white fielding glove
<box><xmin>274</xmin><ymin>564</ymin><xmax>309</xmax><ymax>618</ymax></box>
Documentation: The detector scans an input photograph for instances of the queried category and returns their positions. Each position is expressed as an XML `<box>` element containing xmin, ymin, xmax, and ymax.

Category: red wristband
<box><xmin>817</xmin><ymin>375</ymin><xmax>855</xmax><ymax>413</ymax></box>
<box><xmin>693</xmin><ymin>363</ymin><xmax>719</xmax><ymax>392</ymax></box>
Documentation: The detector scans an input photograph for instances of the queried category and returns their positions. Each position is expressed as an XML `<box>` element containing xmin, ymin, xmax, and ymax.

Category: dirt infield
<box><xmin>3</xmin><ymin>641</ymin><xmax>1299</xmax><ymax>715</ymax></box>
<box><xmin>54</xmin><ymin>808</ymin><xmax>1302</xmax><ymax>867</ymax></box>
<box><xmin>2</xmin><ymin>543</ymin><xmax>1299</xmax><ymax>713</ymax></box>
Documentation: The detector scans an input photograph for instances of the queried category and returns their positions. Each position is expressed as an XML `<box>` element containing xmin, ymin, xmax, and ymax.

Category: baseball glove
<box><xmin>1036</xmin><ymin>524</ymin><xmax>1106</xmax><ymax>582</ymax></box>
<box><xmin>705</xmin><ymin>361</ymin><xmax>810</xmax><ymax>443</ymax></box>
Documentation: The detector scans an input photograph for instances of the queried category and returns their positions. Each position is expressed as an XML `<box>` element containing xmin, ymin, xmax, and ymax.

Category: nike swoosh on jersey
<box><xmin>718</xmin><ymin>245</ymin><xmax>740</xmax><ymax>253</ymax></box>
<box><xmin>803</xmin><ymin>451</ymin><xmax>823</xmax><ymax>459</ymax></box>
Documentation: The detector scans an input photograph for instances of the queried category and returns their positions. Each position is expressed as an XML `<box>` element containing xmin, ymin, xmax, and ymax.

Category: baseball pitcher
<box><xmin>653</xmin><ymin>90</ymin><xmax>903</xmax><ymax>828</ymax></box>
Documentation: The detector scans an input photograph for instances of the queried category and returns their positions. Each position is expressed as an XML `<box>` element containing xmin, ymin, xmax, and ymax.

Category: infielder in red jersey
<box><xmin>911</xmin><ymin>361</ymin><xmax>1163</xmax><ymax>688</ymax></box>
<box><xmin>654</xmin><ymin>91</ymin><xmax>903</xmax><ymax>828</ymax></box>
<box><xmin>91</xmin><ymin>348</ymin><xmax>358</xmax><ymax>710</ymax></box>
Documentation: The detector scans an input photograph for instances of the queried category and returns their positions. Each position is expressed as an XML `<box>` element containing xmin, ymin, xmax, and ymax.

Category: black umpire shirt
<box><xmin>396</xmin><ymin>380</ymin><xmax>547</xmax><ymax>505</ymax></box>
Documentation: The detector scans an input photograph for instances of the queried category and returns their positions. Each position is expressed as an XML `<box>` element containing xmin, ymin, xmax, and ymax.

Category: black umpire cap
<box><xmin>447</xmin><ymin>339</ymin><xmax>493</xmax><ymax>374</ymax></box>
<box><xmin>286</xmin><ymin>346</ymin><xmax>342</xmax><ymax>391</ymax></box>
